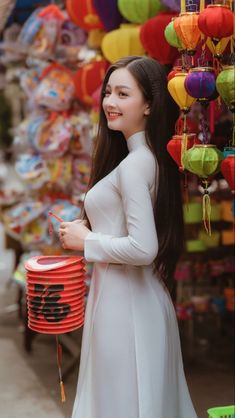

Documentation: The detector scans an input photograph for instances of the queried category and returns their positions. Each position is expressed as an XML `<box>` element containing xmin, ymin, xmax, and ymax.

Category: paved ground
<box><xmin>0</xmin><ymin>282</ymin><xmax>234</xmax><ymax>418</ymax></box>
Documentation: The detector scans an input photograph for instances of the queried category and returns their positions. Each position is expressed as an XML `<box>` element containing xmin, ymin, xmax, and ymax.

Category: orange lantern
<box><xmin>73</xmin><ymin>59</ymin><xmax>109</xmax><ymax>105</ymax></box>
<box><xmin>173</xmin><ymin>12</ymin><xmax>201</xmax><ymax>55</ymax></box>
<box><xmin>66</xmin><ymin>0</ymin><xmax>104</xmax><ymax>31</ymax></box>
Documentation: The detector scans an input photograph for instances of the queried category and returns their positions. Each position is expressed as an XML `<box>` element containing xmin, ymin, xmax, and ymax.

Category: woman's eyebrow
<box><xmin>106</xmin><ymin>84</ymin><xmax>132</xmax><ymax>90</ymax></box>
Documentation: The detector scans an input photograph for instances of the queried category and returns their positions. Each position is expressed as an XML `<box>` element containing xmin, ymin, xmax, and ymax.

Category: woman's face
<box><xmin>102</xmin><ymin>68</ymin><xmax>150</xmax><ymax>139</ymax></box>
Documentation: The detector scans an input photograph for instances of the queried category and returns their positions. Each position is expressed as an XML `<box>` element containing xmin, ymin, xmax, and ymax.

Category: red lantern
<box><xmin>198</xmin><ymin>5</ymin><xmax>234</xmax><ymax>39</ymax></box>
<box><xmin>167</xmin><ymin>133</ymin><xmax>199</xmax><ymax>170</ymax></box>
<box><xmin>25</xmin><ymin>256</ymin><xmax>86</xmax><ymax>334</ymax></box>
<box><xmin>167</xmin><ymin>66</ymin><xmax>182</xmax><ymax>81</ymax></box>
<box><xmin>221</xmin><ymin>155</ymin><xmax>235</xmax><ymax>193</ymax></box>
<box><xmin>66</xmin><ymin>0</ymin><xmax>104</xmax><ymax>31</ymax></box>
<box><xmin>140</xmin><ymin>12</ymin><xmax>180</xmax><ymax>65</ymax></box>
<box><xmin>73</xmin><ymin>59</ymin><xmax>109</xmax><ymax>105</ymax></box>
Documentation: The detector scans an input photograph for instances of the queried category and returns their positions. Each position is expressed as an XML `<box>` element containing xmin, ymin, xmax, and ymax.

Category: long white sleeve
<box><xmin>84</xmin><ymin>149</ymin><xmax>158</xmax><ymax>266</ymax></box>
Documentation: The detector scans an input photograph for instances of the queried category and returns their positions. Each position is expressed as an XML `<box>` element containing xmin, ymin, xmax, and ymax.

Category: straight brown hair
<box><xmin>85</xmin><ymin>56</ymin><xmax>184</xmax><ymax>288</ymax></box>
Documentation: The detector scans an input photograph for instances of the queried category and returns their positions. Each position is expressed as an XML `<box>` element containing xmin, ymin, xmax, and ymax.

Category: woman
<box><xmin>59</xmin><ymin>56</ymin><xmax>198</xmax><ymax>418</ymax></box>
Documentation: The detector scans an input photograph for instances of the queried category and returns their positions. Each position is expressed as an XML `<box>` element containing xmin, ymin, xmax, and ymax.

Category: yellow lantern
<box><xmin>167</xmin><ymin>73</ymin><xmax>196</xmax><ymax>112</ymax></box>
<box><xmin>101</xmin><ymin>24</ymin><xmax>145</xmax><ymax>63</ymax></box>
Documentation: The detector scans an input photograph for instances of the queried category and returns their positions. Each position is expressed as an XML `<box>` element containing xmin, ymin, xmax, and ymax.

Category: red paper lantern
<box><xmin>198</xmin><ymin>5</ymin><xmax>234</xmax><ymax>39</ymax></box>
<box><xmin>140</xmin><ymin>12</ymin><xmax>180</xmax><ymax>65</ymax></box>
<box><xmin>66</xmin><ymin>0</ymin><xmax>104</xmax><ymax>31</ymax></box>
<box><xmin>73</xmin><ymin>59</ymin><xmax>109</xmax><ymax>105</ymax></box>
<box><xmin>167</xmin><ymin>133</ymin><xmax>199</xmax><ymax>170</ymax></box>
<box><xmin>221</xmin><ymin>155</ymin><xmax>235</xmax><ymax>193</ymax></box>
<box><xmin>167</xmin><ymin>66</ymin><xmax>182</xmax><ymax>81</ymax></box>
<box><xmin>25</xmin><ymin>256</ymin><xmax>86</xmax><ymax>334</ymax></box>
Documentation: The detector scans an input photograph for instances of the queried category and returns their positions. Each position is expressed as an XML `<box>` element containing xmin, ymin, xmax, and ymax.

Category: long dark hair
<box><xmin>85</xmin><ymin>56</ymin><xmax>184</xmax><ymax>287</ymax></box>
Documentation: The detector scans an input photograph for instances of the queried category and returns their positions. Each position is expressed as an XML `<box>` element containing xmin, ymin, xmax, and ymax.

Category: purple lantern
<box><xmin>161</xmin><ymin>0</ymin><xmax>211</xmax><ymax>12</ymax></box>
<box><xmin>93</xmin><ymin>0</ymin><xmax>124</xmax><ymax>32</ymax></box>
<box><xmin>184</xmin><ymin>68</ymin><xmax>216</xmax><ymax>100</ymax></box>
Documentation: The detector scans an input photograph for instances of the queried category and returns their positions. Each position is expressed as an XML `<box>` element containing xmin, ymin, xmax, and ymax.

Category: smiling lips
<box><xmin>106</xmin><ymin>111</ymin><xmax>122</xmax><ymax>120</ymax></box>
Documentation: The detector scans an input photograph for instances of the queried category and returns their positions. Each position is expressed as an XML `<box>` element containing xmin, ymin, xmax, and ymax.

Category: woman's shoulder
<box><xmin>118</xmin><ymin>146</ymin><xmax>157</xmax><ymax>185</ymax></box>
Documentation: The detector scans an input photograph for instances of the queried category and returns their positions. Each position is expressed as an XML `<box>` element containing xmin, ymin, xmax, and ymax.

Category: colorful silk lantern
<box><xmin>167</xmin><ymin>133</ymin><xmax>198</xmax><ymax>170</ymax></box>
<box><xmin>216</xmin><ymin>66</ymin><xmax>235</xmax><ymax>112</ymax></box>
<box><xmin>93</xmin><ymin>0</ymin><xmax>123</xmax><ymax>31</ymax></box>
<box><xmin>198</xmin><ymin>4</ymin><xmax>234</xmax><ymax>39</ymax></box>
<box><xmin>117</xmin><ymin>0</ymin><xmax>165</xmax><ymax>24</ymax></box>
<box><xmin>66</xmin><ymin>0</ymin><xmax>104</xmax><ymax>31</ymax></box>
<box><xmin>140</xmin><ymin>12</ymin><xmax>179</xmax><ymax>65</ymax></box>
<box><xmin>73</xmin><ymin>59</ymin><xmax>109</xmax><ymax>105</ymax></box>
<box><xmin>167</xmin><ymin>66</ymin><xmax>182</xmax><ymax>81</ymax></box>
<box><xmin>87</xmin><ymin>28</ymin><xmax>106</xmax><ymax>48</ymax></box>
<box><xmin>164</xmin><ymin>20</ymin><xmax>182</xmax><ymax>49</ymax></box>
<box><xmin>185</xmin><ymin>67</ymin><xmax>216</xmax><ymax>100</ymax></box>
<box><xmin>101</xmin><ymin>24</ymin><xmax>145</xmax><ymax>64</ymax></box>
<box><xmin>221</xmin><ymin>155</ymin><xmax>235</xmax><ymax>193</ymax></box>
<box><xmin>173</xmin><ymin>12</ymin><xmax>201</xmax><ymax>54</ymax></box>
<box><xmin>183</xmin><ymin>144</ymin><xmax>224</xmax><ymax>234</ymax></box>
<box><xmin>168</xmin><ymin>72</ymin><xmax>196</xmax><ymax>112</ymax></box>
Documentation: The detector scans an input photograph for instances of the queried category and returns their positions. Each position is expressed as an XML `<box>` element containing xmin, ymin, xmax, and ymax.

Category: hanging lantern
<box><xmin>73</xmin><ymin>59</ymin><xmax>109</xmax><ymax>105</ymax></box>
<box><xmin>198</xmin><ymin>4</ymin><xmax>234</xmax><ymax>39</ymax></box>
<box><xmin>216</xmin><ymin>66</ymin><xmax>235</xmax><ymax>112</ymax></box>
<box><xmin>185</xmin><ymin>67</ymin><xmax>216</xmax><ymax>100</ymax></box>
<box><xmin>87</xmin><ymin>29</ymin><xmax>106</xmax><ymax>49</ymax></box>
<box><xmin>173</xmin><ymin>12</ymin><xmax>201</xmax><ymax>55</ymax></box>
<box><xmin>93</xmin><ymin>0</ymin><xmax>123</xmax><ymax>31</ymax></box>
<box><xmin>168</xmin><ymin>72</ymin><xmax>196</xmax><ymax>112</ymax></box>
<box><xmin>221</xmin><ymin>155</ymin><xmax>235</xmax><ymax>193</ymax></box>
<box><xmin>167</xmin><ymin>133</ymin><xmax>199</xmax><ymax>170</ymax></box>
<box><xmin>117</xmin><ymin>0</ymin><xmax>165</xmax><ymax>24</ymax></box>
<box><xmin>164</xmin><ymin>20</ymin><xmax>183</xmax><ymax>49</ymax></box>
<box><xmin>140</xmin><ymin>12</ymin><xmax>180</xmax><ymax>65</ymax></box>
<box><xmin>167</xmin><ymin>66</ymin><xmax>182</xmax><ymax>81</ymax></box>
<box><xmin>183</xmin><ymin>144</ymin><xmax>224</xmax><ymax>234</ymax></box>
<box><xmin>101</xmin><ymin>24</ymin><xmax>145</xmax><ymax>64</ymax></box>
<box><xmin>66</xmin><ymin>0</ymin><xmax>104</xmax><ymax>31</ymax></box>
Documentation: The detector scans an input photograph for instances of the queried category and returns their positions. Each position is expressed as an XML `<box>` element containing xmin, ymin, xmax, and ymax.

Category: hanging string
<box><xmin>180</xmin><ymin>0</ymin><xmax>186</xmax><ymax>13</ymax></box>
<box><xmin>56</xmin><ymin>335</ymin><xmax>66</xmax><ymax>402</ymax></box>
<box><xmin>202</xmin><ymin>180</ymin><xmax>212</xmax><ymax>236</ymax></box>
<box><xmin>181</xmin><ymin>113</ymin><xmax>188</xmax><ymax>170</ymax></box>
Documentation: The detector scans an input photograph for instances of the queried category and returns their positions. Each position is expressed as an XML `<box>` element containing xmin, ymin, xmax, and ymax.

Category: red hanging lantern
<box><xmin>73</xmin><ymin>59</ymin><xmax>109</xmax><ymax>105</ymax></box>
<box><xmin>198</xmin><ymin>4</ymin><xmax>234</xmax><ymax>39</ymax></box>
<box><xmin>221</xmin><ymin>155</ymin><xmax>235</xmax><ymax>193</ymax></box>
<box><xmin>167</xmin><ymin>133</ymin><xmax>199</xmax><ymax>170</ymax></box>
<box><xmin>66</xmin><ymin>0</ymin><xmax>104</xmax><ymax>31</ymax></box>
<box><xmin>139</xmin><ymin>12</ymin><xmax>180</xmax><ymax>65</ymax></box>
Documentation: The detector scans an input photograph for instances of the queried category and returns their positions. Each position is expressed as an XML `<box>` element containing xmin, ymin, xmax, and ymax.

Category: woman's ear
<box><xmin>144</xmin><ymin>104</ymin><xmax>151</xmax><ymax>116</ymax></box>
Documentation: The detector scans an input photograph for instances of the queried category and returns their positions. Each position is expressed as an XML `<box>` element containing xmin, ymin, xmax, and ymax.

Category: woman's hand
<box><xmin>59</xmin><ymin>219</ymin><xmax>90</xmax><ymax>251</ymax></box>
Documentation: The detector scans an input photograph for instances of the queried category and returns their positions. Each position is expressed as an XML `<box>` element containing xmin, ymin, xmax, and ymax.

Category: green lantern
<box><xmin>183</xmin><ymin>144</ymin><xmax>223</xmax><ymax>178</ymax></box>
<box><xmin>117</xmin><ymin>0</ymin><xmax>165</xmax><ymax>24</ymax></box>
<box><xmin>216</xmin><ymin>66</ymin><xmax>235</xmax><ymax>112</ymax></box>
<box><xmin>183</xmin><ymin>144</ymin><xmax>224</xmax><ymax>235</ymax></box>
<box><xmin>164</xmin><ymin>21</ymin><xmax>182</xmax><ymax>49</ymax></box>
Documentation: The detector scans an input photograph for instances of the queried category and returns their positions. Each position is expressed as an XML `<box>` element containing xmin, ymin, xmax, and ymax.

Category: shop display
<box><xmin>0</xmin><ymin>0</ymin><xmax>234</xmax><ymax>366</ymax></box>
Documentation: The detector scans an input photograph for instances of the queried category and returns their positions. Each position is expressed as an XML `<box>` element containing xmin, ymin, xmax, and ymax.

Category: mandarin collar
<box><xmin>126</xmin><ymin>131</ymin><xmax>147</xmax><ymax>152</ymax></box>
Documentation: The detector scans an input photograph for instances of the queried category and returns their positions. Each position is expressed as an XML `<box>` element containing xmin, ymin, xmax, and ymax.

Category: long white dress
<box><xmin>71</xmin><ymin>131</ymin><xmax>198</xmax><ymax>418</ymax></box>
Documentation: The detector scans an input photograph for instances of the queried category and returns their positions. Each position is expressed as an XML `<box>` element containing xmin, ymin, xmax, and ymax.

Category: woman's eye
<box><xmin>103</xmin><ymin>90</ymin><xmax>110</xmax><ymax>96</ymax></box>
<box><xmin>119</xmin><ymin>92</ymin><xmax>128</xmax><ymax>97</ymax></box>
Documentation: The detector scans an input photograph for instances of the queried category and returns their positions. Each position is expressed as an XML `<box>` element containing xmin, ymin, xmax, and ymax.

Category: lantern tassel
<box><xmin>202</xmin><ymin>185</ymin><xmax>211</xmax><ymax>236</ymax></box>
<box><xmin>56</xmin><ymin>336</ymin><xmax>66</xmax><ymax>403</ymax></box>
